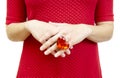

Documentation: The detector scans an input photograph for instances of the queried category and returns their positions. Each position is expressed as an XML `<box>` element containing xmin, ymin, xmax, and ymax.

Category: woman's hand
<box><xmin>40</xmin><ymin>23</ymin><xmax>92</xmax><ymax>57</ymax></box>
<box><xmin>25</xmin><ymin>20</ymin><xmax>59</xmax><ymax>43</ymax></box>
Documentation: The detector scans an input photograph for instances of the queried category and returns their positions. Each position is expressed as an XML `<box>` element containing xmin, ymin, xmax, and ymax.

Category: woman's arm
<box><xmin>6</xmin><ymin>22</ymin><xmax>30</xmax><ymax>41</ymax></box>
<box><xmin>87</xmin><ymin>21</ymin><xmax>114</xmax><ymax>42</ymax></box>
<box><xmin>6</xmin><ymin>20</ymin><xmax>60</xmax><ymax>42</ymax></box>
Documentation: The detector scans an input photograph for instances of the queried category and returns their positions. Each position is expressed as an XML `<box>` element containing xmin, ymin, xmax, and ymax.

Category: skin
<box><xmin>6</xmin><ymin>20</ymin><xmax>114</xmax><ymax>58</ymax></box>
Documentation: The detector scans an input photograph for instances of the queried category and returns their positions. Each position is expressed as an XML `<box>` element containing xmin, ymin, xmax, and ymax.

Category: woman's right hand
<box><xmin>24</xmin><ymin>20</ymin><xmax>59</xmax><ymax>44</ymax></box>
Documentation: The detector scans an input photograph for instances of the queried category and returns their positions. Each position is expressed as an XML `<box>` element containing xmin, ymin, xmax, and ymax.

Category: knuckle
<box><xmin>45</xmin><ymin>33</ymin><xmax>50</xmax><ymax>38</ymax></box>
<box><xmin>48</xmin><ymin>48</ymin><xmax>54</xmax><ymax>53</ymax></box>
<box><xmin>46</xmin><ymin>41</ymin><xmax>51</xmax><ymax>46</ymax></box>
<box><xmin>39</xmin><ymin>38</ymin><xmax>45</xmax><ymax>43</ymax></box>
<box><xmin>49</xmin><ymin>49</ymin><xmax>53</xmax><ymax>52</ymax></box>
<box><xmin>43</xmin><ymin>43</ymin><xmax>49</xmax><ymax>48</ymax></box>
<box><xmin>50</xmin><ymin>46</ymin><xmax>55</xmax><ymax>51</ymax></box>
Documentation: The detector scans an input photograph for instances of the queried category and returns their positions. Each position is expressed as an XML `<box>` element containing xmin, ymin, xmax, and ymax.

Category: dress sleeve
<box><xmin>6</xmin><ymin>0</ymin><xmax>27</xmax><ymax>25</ymax></box>
<box><xmin>95</xmin><ymin>0</ymin><xmax>114</xmax><ymax>23</ymax></box>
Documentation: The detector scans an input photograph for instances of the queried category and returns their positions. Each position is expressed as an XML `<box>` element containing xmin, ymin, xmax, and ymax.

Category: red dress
<box><xmin>6</xmin><ymin>0</ymin><xmax>113</xmax><ymax>78</ymax></box>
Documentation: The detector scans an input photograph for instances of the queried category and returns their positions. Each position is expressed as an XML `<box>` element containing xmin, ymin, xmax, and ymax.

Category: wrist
<box><xmin>77</xmin><ymin>24</ymin><xmax>93</xmax><ymax>34</ymax></box>
<box><xmin>24</xmin><ymin>21</ymin><xmax>30</xmax><ymax>32</ymax></box>
<box><xmin>85</xmin><ymin>24</ymin><xmax>93</xmax><ymax>35</ymax></box>
<box><xmin>24</xmin><ymin>20</ymin><xmax>41</xmax><ymax>32</ymax></box>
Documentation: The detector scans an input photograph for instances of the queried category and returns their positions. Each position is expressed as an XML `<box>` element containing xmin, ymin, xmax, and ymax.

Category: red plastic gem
<box><xmin>57</xmin><ymin>36</ymin><xmax>69</xmax><ymax>50</ymax></box>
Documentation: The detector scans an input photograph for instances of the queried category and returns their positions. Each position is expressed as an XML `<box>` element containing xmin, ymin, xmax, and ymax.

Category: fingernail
<box><xmin>55</xmin><ymin>54</ymin><xmax>58</xmax><ymax>58</ymax></box>
<box><xmin>40</xmin><ymin>46</ymin><xmax>45</xmax><ymax>51</ymax></box>
<box><xmin>44</xmin><ymin>52</ymin><xmax>48</xmax><ymax>55</ymax></box>
<box><xmin>70</xmin><ymin>46</ymin><xmax>73</xmax><ymax>49</ymax></box>
<box><xmin>62</xmin><ymin>54</ymin><xmax>65</xmax><ymax>57</ymax></box>
<box><xmin>40</xmin><ymin>47</ymin><xmax>44</xmax><ymax>51</ymax></box>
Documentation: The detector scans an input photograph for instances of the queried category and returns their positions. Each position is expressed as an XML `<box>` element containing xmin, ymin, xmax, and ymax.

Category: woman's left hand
<box><xmin>40</xmin><ymin>23</ymin><xmax>92</xmax><ymax>57</ymax></box>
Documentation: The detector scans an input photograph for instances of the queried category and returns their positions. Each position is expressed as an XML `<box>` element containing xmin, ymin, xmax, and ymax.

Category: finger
<box><xmin>55</xmin><ymin>47</ymin><xmax>66</xmax><ymax>58</ymax></box>
<box><xmin>70</xmin><ymin>46</ymin><xmax>73</xmax><ymax>49</ymax></box>
<box><xmin>51</xmin><ymin>51</ymin><xmax>56</xmax><ymax>56</ymax></box>
<box><xmin>65</xmin><ymin>49</ymin><xmax>71</xmax><ymax>55</ymax></box>
<box><xmin>65</xmin><ymin>33</ymin><xmax>75</xmax><ymax>48</ymax></box>
<box><xmin>54</xmin><ymin>50</ymin><xmax>65</xmax><ymax>58</ymax></box>
<box><xmin>39</xmin><ymin>32</ymin><xmax>52</xmax><ymax>44</ymax></box>
<box><xmin>65</xmin><ymin>34</ymin><xmax>74</xmax><ymax>49</ymax></box>
<box><xmin>44</xmin><ymin>43</ymin><xmax>57</xmax><ymax>55</ymax></box>
<box><xmin>61</xmin><ymin>53</ymin><xmax>66</xmax><ymax>57</ymax></box>
<box><xmin>50</xmin><ymin>49</ymin><xmax>65</xmax><ymax>58</ymax></box>
<box><xmin>65</xmin><ymin>34</ymin><xmax>71</xmax><ymax>42</ymax></box>
<box><xmin>40</xmin><ymin>34</ymin><xmax>61</xmax><ymax>51</ymax></box>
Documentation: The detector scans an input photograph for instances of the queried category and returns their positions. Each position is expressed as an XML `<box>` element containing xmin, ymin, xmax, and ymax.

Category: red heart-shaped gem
<box><xmin>57</xmin><ymin>36</ymin><xmax>69</xmax><ymax>50</ymax></box>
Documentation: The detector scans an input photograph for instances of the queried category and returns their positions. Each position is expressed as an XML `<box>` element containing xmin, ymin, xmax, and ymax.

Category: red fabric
<box><xmin>6</xmin><ymin>0</ymin><xmax>113</xmax><ymax>78</ymax></box>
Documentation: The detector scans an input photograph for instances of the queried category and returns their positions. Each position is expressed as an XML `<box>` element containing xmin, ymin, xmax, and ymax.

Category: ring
<box><xmin>57</xmin><ymin>36</ymin><xmax>69</xmax><ymax>50</ymax></box>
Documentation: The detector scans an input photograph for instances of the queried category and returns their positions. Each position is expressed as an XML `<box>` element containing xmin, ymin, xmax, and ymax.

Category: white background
<box><xmin>0</xmin><ymin>0</ymin><xmax>120</xmax><ymax>78</ymax></box>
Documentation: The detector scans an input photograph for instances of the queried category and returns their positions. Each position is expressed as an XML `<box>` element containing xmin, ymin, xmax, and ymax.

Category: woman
<box><xmin>6</xmin><ymin>0</ymin><xmax>114</xmax><ymax>78</ymax></box>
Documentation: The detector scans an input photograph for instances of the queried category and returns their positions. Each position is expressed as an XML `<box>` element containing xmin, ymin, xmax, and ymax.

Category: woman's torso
<box><xmin>17</xmin><ymin>0</ymin><xmax>102</xmax><ymax>78</ymax></box>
